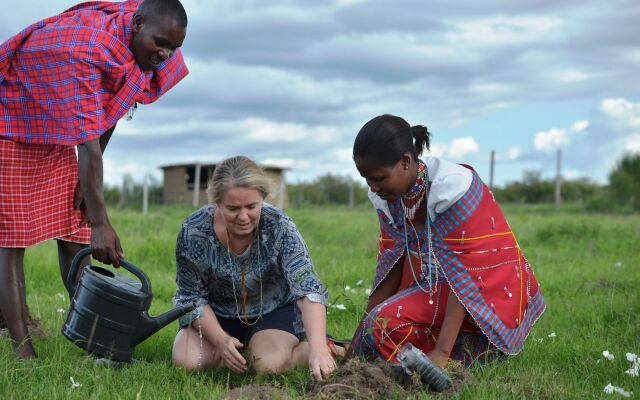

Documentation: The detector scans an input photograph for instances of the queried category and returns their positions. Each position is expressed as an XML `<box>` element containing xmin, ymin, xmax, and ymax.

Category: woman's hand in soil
<box><xmin>215</xmin><ymin>334</ymin><xmax>247</xmax><ymax>373</ymax></box>
<box><xmin>308</xmin><ymin>343</ymin><xmax>336</xmax><ymax>380</ymax></box>
<box><xmin>426</xmin><ymin>348</ymin><xmax>450</xmax><ymax>370</ymax></box>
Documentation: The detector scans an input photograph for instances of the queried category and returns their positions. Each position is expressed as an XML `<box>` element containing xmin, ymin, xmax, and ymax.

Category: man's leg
<box><xmin>0</xmin><ymin>247</ymin><xmax>36</xmax><ymax>359</ymax></box>
<box><xmin>56</xmin><ymin>240</ymin><xmax>90</xmax><ymax>299</ymax></box>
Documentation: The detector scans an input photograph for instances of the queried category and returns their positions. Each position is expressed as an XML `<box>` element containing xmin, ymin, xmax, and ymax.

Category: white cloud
<box><xmin>556</xmin><ymin>70</ymin><xmax>590</xmax><ymax>82</ymax></box>
<box><xmin>260</xmin><ymin>158</ymin><xmax>296</xmax><ymax>168</ymax></box>
<box><xmin>448</xmin><ymin>16</ymin><xmax>562</xmax><ymax>47</ymax></box>
<box><xmin>242</xmin><ymin>118</ymin><xmax>337</xmax><ymax>143</ymax></box>
<box><xmin>624</xmin><ymin>134</ymin><xmax>640</xmax><ymax>154</ymax></box>
<box><xmin>506</xmin><ymin>147</ymin><xmax>521</xmax><ymax>160</ymax></box>
<box><xmin>600</xmin><ymin>98</ymin><xmax>640</xmax><ymax>128</ymax></box>
<box><xmin>570</xmin><ymin>120</ymin><xmax>589</xmax><ymax>132</ymax></box>
<box><xmin>334</xmin><ymin>147</ymin><xmax>353</xmax><ymax>162</ymax></box>
<box><xmin>534</xmin><ymin>128</ymin><xmax>569</xmax><ymax>152</ymax></box>
<box><xmin>447</xmin><ymin>137</ymin><xmax>480</xmax><ymax>159</ymax></box>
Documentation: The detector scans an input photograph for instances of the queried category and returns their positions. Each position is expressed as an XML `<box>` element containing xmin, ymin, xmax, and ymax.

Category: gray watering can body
<box><xmin>62</xmin><ymin>248</ymin><xmax>195</xmax><ymax>362</ymax></box>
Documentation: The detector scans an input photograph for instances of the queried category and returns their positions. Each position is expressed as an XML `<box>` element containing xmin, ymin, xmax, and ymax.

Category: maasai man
<box><xmin>348</xmin><ymin>115</ymin><xmax>546</xmax><ymax>368</ymax></box>
<box><xmin>0</xmin><ymin>0</ymin><xmax>189</xmax><ymax>359</ymax></box>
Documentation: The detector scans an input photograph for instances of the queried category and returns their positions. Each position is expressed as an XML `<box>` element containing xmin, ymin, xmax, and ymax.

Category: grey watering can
<box><xmin>62</xmin><ymin>247</ymin><xmax>194</xmax><ymax>362</ymax></box>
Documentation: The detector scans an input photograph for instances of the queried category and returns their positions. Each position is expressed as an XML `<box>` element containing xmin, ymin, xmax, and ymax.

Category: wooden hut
<box><xmin>160</xmin><ymin>162</ymin><xmax>288</xmax><ymax>209</ymax></box>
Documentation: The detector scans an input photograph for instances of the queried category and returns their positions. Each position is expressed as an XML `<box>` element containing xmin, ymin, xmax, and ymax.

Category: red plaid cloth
<box><xmin>0</xmin><ymin>0</ymin><xmax>188</xmax><ymax>145</ymax></box>
<box><xmin>0</xmin><ymin>137</ymin><xmax>90</xmax><ymax>247</ymax></box>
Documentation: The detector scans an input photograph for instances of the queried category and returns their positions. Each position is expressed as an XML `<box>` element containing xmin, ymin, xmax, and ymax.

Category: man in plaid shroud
<box><xmin>0</xmin><ymin>0</ymin><xmax>189</xmax><ymax>359</ymax></box>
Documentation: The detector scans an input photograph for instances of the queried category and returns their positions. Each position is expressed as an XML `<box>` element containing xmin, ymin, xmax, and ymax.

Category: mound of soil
<box><xmin>222</xmin><ymin>358</ymin><xmax>473</xmax><ymax>399</ymax></box>
<box><xmin>307</xmin><ymin>358</ymin><xmax>473</xmax><ymax>399</ymax></box>
<box><xmin>224</xmin><ymin>384</ymin><xmax>290</xmax><ymax>400</ymax></box>
<box><xmin>307</xmin><ymin>358</ymin><xmax>417</xmax><ymax>399</ymax></box>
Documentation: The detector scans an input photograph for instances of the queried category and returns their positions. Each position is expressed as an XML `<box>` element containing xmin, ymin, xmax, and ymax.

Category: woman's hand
<box><xmin>213</xmin><ymin>334</ymin><xmax>247</xmax><ymax>373</ymax></box>
<box><xmin>308</xmin><ymin>342</ymin><xmax>336</xmax><ymax>381</ymax></box>
<box><xmin>426</xmin><ymin>347</ymin><xmax>450</xmax><ymax>370</ymax></box>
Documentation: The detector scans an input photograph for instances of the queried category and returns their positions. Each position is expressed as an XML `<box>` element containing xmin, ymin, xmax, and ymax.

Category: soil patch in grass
<box><xmin>306</xmin><ymin>358</ymin><xmax>473</xmax><ymax>399</ymax></box>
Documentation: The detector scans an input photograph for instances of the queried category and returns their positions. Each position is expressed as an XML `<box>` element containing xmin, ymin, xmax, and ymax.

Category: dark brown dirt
<box><xmin>0</xmin><ymin>311</ymin><xmax>48</xmax><ymax>340</ymax></box>
<box><xmin>306</xmin><ymin>358</ymin><xmax>473</xmax><ymax>399</ymax></box>
<box><xmin>222</xmin><ymin>358</ymin><xmax>473</xmax><ymax>399</ymax></box>
<box><xmin>224</xmin><ymin>384</ymin><xmax>291</xmax><ymax>400</ymax></box>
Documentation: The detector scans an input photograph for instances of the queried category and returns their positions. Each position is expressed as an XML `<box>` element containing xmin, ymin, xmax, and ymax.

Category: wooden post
<box><xmin>118</xmin><ymin>175</ymin><xmax>127</xmax><ymax>209</ymax></box>
<box><xmin>489</xmin><ymin>150</ymin><xmax>495</xmax><ymax>191</ymax></box>
<box><xmin>278</xmin><ymin>171</ymin><xmax>286</xmax><ymax>209</ymax></box>
<box><xmin>296</xmin><ymin>180</ymin><xmax>303</xmax><ymax>208</ymax></box>
<box><xmin>142</xmin><ymin>174</ymin><xmax>149</xmax><ymax>215</ymax></box>
<box><xmin>555</xmin><ymin>149</ymin><xmax>562</xmax><ymax>209</ymax></box>
<box><xmin>348</xmin><ymin>176</ymin><xmax>354</xmax><ymax>208</ymax></box>
<box><xmin>193</xmin><ymin>163</ymin><xmax>201</xmax><ymax>208</ymax></box>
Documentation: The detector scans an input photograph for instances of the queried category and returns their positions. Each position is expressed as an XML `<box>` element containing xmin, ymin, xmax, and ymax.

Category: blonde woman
<box><xmin>172</xmin><ymin>156</ymin><xmax>340</xmax><ymax>380</ymax></box>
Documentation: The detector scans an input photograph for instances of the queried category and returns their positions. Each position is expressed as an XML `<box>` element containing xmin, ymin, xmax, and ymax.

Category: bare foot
<box><xmin>14</xmin><ymin>339</ymin><xmax>37</xmax><ymax>360</ymax></box>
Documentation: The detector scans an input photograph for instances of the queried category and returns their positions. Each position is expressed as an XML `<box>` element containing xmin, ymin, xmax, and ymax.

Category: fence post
<box><xmin>278</xmin><ymin>170</ymin><xmax>286</xmax><ymax>209</ymax></box>
<box><xmin>142</xmin><ymin>174</ymin><xmax>149</xmax><ymax>215</ymax></box>
<box><xmin>555</xmin><ymin>149</ymin><xmax>562</xmax><ymax>209</ymax></box>
<box><xmin>118</xmin><ymin>175</ymin><xmax>127</xmax><ymax>209</ymax></box>
<box><xmin>489</xmin><ymin>150</ymin><xmax>495</xmax><ymax>191</ymax></box>
<box><xmin>193</xmin><ymin>163</ymin><xmax>201</xmax><ymax>208</ymax></box>
<box><xmin>348</xmin><ymin>176</ymin><xmax>354</xmax><ymax>208</ymax></box>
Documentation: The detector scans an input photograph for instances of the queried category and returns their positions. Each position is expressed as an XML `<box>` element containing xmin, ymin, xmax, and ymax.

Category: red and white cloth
<box><xmin>0</xmin><ymin>137</ymin><xmax>90</xmax><ymax>248</ymax></box>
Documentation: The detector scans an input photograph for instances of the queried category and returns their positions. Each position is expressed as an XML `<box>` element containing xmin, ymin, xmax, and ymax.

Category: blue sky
<box><xmin>2</xmin><ymin>0</ymin><xmax>639</xmax><ymax>187</ymax></box>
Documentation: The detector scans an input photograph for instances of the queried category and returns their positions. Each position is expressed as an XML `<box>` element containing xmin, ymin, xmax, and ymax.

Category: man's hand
<box><xmin>90</xmin><ymin>223</ymin><xmax>124</xmax><ymax>267</ymax></box>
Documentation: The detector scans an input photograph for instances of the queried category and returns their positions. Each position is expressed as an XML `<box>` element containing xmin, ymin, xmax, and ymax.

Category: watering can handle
<box><xmin>68</xmin><ymin>247</ymin><xmax>152</xmax><ymax>297</ymax></box>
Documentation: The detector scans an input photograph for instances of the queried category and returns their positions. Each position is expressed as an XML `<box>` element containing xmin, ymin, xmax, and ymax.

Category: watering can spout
<box><xmin>132</xmin><ymin>302</ymin><xmax>196</xmax><ymax>346</ymax></box>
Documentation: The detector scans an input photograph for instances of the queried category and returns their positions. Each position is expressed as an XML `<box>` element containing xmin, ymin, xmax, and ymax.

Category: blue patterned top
<box><xmin>173</xmin><ymin>203</ymin><xmax>328</xmax><ymax>332</ymax></box>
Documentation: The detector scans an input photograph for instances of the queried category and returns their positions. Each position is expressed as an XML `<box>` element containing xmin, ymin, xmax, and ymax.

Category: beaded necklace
<box><xmin>401</xmin><ymin>161</ymin><xmax>441</xmax><ymax>304</ymax></box>
<box><xmin>224</xmin><ymin>224</ymin><xmax>264</xmax><ymax>326</ymax></box>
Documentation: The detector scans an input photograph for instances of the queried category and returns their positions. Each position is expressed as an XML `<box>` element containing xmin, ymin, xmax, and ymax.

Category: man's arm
<box><xmin>99</xmin><ymin>125</ymin><xmax>115</xmax><ymax>153</ymax></box>
<box><xmin>77</xmin><ymin>126</ymin><xmax>123</xmax><ymax>266</ymax></box>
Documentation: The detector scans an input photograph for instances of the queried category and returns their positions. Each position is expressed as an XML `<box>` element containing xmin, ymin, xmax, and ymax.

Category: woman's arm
<box><xmin>194</xmin><ymin>306</ymin><xmax>247</xmax><ymax>373</ymax></box>
<box><xmin>427</xmin><ymin>290</ymin><xmax>466</xmax><ymax>368</ymax></box>
<box><xmin>345</xmin><ymin>256</ymin><xmax>403</xmax><ymax>359</ymax></box>
<box><xmin>297</xmin><ymin>297</ymin><xmax>334</xmax><ymax>380</ymax></box>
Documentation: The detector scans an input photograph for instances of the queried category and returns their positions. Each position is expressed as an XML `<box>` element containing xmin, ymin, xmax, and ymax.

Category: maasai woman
<box><xmin>349</xmin><ymin>115</ymin><xmax>546</xmax><ymax>368</ymax></box>
<box><xmin>172</xmin><ymin>156</ymin><xmax>341</xmax><ymax>380</ymax></box>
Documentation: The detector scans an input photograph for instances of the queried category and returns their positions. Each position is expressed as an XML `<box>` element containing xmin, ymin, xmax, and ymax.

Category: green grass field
<box><xmin>1</xmin><ymin>205</ymin><xmax>639</xmax><ymax>399</ymax></box>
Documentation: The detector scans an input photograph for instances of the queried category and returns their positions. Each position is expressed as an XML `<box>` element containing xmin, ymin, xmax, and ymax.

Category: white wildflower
<box><xmin>56</xmin><ymin>308</ymin><xmax>65</xmax><ymax>314</ymax></box>
<box><xmin>56</xmin><ymin>293</ymin><xmax>66</xmax><ymax>303</ymax></box>
<box><xmin>332</xmin><ymin>304</ymin><xmax>347</xmax><ymax>311</ymax></box>
<box><xmin>365</xmin><ymin>288</ymin><xmax>371</xmax><ymax>296</ymax></box>
<box><xmin>613</xmin><ymin>261</ymin><xmax>622</xmax><ymax>268</ymax></box>
<box><xmin>356</xmin><ymin>279</ymin><xmax>364</xmax><ymax>286</ymax></box>
<box><xmin>345</xmin><ymin>285</ymin><xmax>351</xmax><ymax>291</ymax></box>
<box><xmin>626</xmin><ymin>352</ymin><xmax>639</xmax><ymax>377</ymax></box>
<box><xmin>548</xmin><ymin>332</ymin><xmax>556</xmax><ymax>338</ymax></box>
<box><xmin>70</xmin><ymin>377</ymin><xmax>82</xmax><ymax>389</ymax></box>
<box><xmin>604</xmin><ymin>383</ymin><xmax>633</xmax><ymax>397</ymax></box>
<box><xmin>603</xmin><ymin>350</ymin><xmax>615</xmax><ymax>361</ymax></box>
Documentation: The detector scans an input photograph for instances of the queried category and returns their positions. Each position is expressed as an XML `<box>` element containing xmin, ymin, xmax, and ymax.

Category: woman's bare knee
<box><xmin>251</xmin><ymin>353</ymin><xmax>292</xmax><ymax>374</ymax></box>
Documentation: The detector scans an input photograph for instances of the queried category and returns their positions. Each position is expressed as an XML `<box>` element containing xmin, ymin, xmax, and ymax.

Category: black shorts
<box><xmin>216</xmin><ymin>302</ymin><xmax>304</xmax><ymax>344</ymax></box>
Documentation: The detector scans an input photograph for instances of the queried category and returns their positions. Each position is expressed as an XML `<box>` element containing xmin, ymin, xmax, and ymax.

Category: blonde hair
<box><xmin>207</xmin><ymin>156</ymin><xmax>271</xmax><ymax>204</ymax></box>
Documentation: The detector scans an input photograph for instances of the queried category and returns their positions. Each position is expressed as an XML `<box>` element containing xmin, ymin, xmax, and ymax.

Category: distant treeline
<box><xmin>287</xmin><ymin>154</ymin><xmax>640</xmax><ymax>213</ymax></box>
<box><xmin>104</xmin><ymin>154</ymin><xmax>640</xmax><ymax>213</ymax></box>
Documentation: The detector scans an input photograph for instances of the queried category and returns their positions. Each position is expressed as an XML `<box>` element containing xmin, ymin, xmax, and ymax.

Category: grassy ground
<box><xmin>1</xmin><ymin>205</ymin><xmax>639</xmax><ymax>399</ymax></box>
